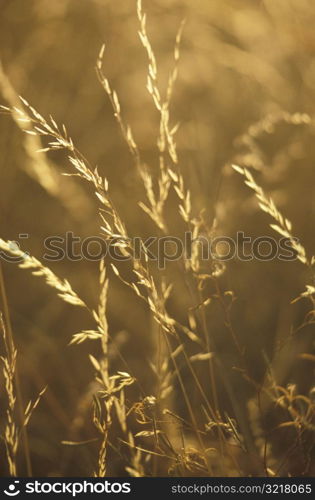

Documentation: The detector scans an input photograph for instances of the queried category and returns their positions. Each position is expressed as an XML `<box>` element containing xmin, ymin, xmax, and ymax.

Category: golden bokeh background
<box><xmin>0</xmin><ymin>0</ymin><xmax>314</xmax><ymax>476</ymax></box>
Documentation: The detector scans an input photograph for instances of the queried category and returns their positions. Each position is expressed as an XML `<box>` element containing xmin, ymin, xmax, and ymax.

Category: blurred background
<box><xmin>0</xmin><ymin>0</ymin><xmax>314</xmax><ymax>476</ymax></box>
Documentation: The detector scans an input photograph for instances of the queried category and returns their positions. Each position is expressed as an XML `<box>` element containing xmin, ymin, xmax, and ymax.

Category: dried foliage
<box><xmin>0</xmin><ymin>0</ymin><xmax>314</xmax><ymax>478</ymax></box>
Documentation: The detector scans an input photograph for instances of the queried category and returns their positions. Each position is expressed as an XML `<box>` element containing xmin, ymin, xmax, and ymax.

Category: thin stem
<box><xmin>0</xmin><ymin>262</ymin><xmax>32</xmax><ymax>476</ymax></box>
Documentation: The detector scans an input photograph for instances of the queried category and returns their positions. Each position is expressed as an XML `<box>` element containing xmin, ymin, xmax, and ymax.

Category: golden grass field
<box><xmin>0</xmin><ymin>0</ymin><xmax>314</xmax><ymax>477</ymax></box>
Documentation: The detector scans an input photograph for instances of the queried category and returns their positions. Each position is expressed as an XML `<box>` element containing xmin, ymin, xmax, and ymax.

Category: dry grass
<box><xmin>0</xmin><ymin>0</ymin><xmax>314</xmax><ymax>477</ymax></box>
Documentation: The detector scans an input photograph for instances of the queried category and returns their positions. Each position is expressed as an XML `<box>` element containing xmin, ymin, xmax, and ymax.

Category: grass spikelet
<box><xmin>231</xmin><ymin>164</ymin><xmax>308</xmax><ymax>265</ymax></box>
